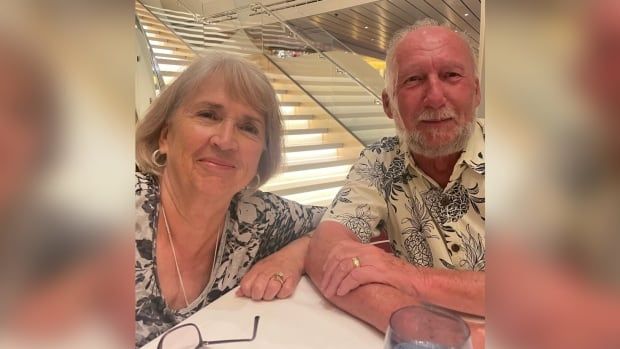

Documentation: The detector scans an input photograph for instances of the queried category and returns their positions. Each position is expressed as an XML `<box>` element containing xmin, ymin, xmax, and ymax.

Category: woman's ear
<box><xmin>158</xmin><ymin>125</ymin><xmax>169</xmax><ymax>154</ymax></box>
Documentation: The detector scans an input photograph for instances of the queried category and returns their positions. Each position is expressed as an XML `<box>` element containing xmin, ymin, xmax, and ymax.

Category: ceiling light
<box><xmin>464</xmin><ymin>13</ymin><xmax>469</xmax><ymax>16</ymax></box>
<box><xmin>364</xmin><ymin>26</ymin><xmax>368</xmax><ymax>29</ymax></box>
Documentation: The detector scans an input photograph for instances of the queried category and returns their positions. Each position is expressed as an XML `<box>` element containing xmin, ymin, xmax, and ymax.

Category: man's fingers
<box><xmin>321</xmin><ymin>254</ymin><xmax>348</xmax><ymax>290</ymax></box>
<box><xmin>335</xmin><ymin>267</ymin><xmax>389</xmax><ymax>297</ymax></box>
<box><xmin>324</xmin><ymin>258</ymin><xmax>357</xmax><ymax>297</ymax></box>
<box><xmin>336</xmin><ymin>269</ymin><xmax>364</xmax><ymax>296</ymax></box>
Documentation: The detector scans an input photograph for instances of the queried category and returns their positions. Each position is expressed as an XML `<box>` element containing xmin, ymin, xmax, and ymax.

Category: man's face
<box><xmin>385</xmin><ymin>27</ymin><xmax>481</xmax><ymax>157</ymax></box>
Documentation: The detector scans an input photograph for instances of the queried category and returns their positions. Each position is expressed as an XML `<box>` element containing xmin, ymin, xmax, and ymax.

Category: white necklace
<box><xmin>161</xmin><ymin>204</ymin><xmax>223</xmax><ymax>309</ymax></box>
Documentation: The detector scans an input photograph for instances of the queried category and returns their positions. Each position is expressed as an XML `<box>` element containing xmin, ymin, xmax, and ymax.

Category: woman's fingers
<box><xmin>277</xmin><ymin>274</ymin><xmax>298</xmax><ymax>299</ymax></box>
<box><xmin>238</xmin><ymin>269</ymin><xmax>259</xmax><ymax>297</ymax></box>
<box><xmin>250</xmin><ymin>273</ymin><xmax>270</xmax><ymax>301</ymax></box>
<box><xmin>262</xmin><ymin>278</ymin><xmax>282</xmax><ymax>301</ymax></box>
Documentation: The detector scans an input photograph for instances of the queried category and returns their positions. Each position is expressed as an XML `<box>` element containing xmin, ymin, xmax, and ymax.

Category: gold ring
<box><xmin>352</xmin><ymin>256</ymin><xmax>361</xmax><ymax>268</ymax></box>
<box><xmin>271</xmin><ymin>271</ymin><xmax>285</xmax><ymax>284</ymax></box>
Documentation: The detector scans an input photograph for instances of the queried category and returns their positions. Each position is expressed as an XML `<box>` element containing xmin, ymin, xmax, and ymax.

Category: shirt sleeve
<box><xmin>321</xmin><ymin>148</ymin><xmax>388</xmax><ymax>243</ymax></box>
<box><xmin>247</xmin><ymin>192</ymin><xmax>326</xmax><ymax>261</ymax></box>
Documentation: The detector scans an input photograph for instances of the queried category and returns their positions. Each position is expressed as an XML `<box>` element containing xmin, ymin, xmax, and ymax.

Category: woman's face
<box><xmin>159</xmin><ymin>76</ymin><xmax>266</xmax><ymax>198</ymax></box>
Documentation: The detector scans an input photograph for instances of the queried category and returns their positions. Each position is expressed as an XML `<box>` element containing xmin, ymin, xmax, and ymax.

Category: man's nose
<box><xmin>423</xmin><ymin>76</ymin><xmax>447</xmax><ymax>109</ymax></box>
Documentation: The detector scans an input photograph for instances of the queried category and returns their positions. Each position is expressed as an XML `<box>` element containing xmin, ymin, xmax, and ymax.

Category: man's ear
<box><xmin>382</xmin><ymin>89</ymin><xmax>394</xmax><ymax>120</ymax></box>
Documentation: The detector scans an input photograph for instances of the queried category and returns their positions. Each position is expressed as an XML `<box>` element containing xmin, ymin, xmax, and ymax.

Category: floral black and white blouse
<box><xmin>323</xmin><ymin>119</ymin><xmax>485</xmax><ymax>271</ymax></box>
<box><xmin>135</xmin><ymin>173</ymin><xmax>325</xmax><ymax>347</ymax></box>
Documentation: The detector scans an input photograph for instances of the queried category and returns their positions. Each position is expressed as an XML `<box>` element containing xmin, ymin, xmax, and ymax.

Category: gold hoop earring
<box><xmin>151</xmin><ymin>149</ymin><xmax>166</xmax><ymax>167</ymax></box>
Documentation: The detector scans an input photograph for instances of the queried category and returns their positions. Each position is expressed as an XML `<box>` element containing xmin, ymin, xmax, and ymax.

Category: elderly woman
<box><xmin>134</xmin><ymin>53</ymin><xmax>325</xmax><ymax>347</ymax></box>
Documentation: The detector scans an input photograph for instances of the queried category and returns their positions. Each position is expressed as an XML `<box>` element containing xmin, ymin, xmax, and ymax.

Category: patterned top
<box><xmin>135</xmin><ymin>173</ymin><xmax>325</xmax><ymax>347</ymax></box>
<box><xmin>322</xmin><ymin>119</ymin><xmax>485</xmax><ymax>271</ymax></box>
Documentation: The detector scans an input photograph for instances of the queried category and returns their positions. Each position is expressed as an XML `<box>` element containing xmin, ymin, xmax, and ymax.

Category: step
<box><xmin>284</xmin><ymin>128</ymin><xmax>328</xmax><ymax>136</ymax></box>
<box><xmin>268</xmin><ymin>178</ymin><xmax>346</xmax><ymax>197</ymax></box>
<box><xmin>282</xmin><ymin>114</ymin><xmax>314</xmax><ymax>120</ymax></box>
<box><xmin>336</xmin><ymin>112</ymin><xmax>387</xmax><ymax>119</ymax></box>
<box><xmin>283</xmin><ymin>156</ymin><xmax>356</xmax><ymax>172</ymax></box>
<box><xmin>150</xmin><ymin>44</ymin><xmax>193</xmax><ymax>54</ymax></box>
<box><xmin>285</xmin><ymin>143</ymin><xmax>343</xmax><ymax>153</ymax></box>
<box><xmin>324</xmin><ymin>105</ymin><xmax>385</xmax><ymax>114</ymax></box>
<box><xmin>281</xmin><ymin>187</ymin><xmax>343</xmax><ymax>207</ymax></box>
<box><xmin>320</xmin><ymin>101</ymin><xmax>379</xmax><ymax>107</ymax></box>
<box><xmin>152</xmin><ymin>51</ymin><xmax>195</xmax><ymax>60</ymax></box>
<box><xmin>347</xmin><ymin>123</ymin><xmax>395</xmax><ymax>132</ymax></box>
<box><xmin>279</xmin><ymin>102</ymin><xmax>302</xmax><ymax>107</ymax></box>
<box><xmin>155</xmin><ymin>57</ymin><xmax>192</xmax><ymax>66</ymax></box>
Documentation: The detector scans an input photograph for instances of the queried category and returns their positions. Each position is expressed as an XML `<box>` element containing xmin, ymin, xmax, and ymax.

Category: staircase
<box><xmin>136</xmin><ymin>1</ymin><xmax>392</xmax><ymax>206</ymax></box>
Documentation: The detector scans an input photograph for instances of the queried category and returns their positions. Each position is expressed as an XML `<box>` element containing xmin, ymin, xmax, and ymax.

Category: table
<box><xmin>141</xmin><ymin>276</ymin><xmax>385</xmax><ymax>349</ymax></box>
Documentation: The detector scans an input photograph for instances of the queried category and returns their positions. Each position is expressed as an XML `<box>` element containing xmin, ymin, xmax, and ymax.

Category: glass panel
<box><xmin>137</xmin><ymin>1</ymin><xmax>395</xmax><ymax>145</ymax></box>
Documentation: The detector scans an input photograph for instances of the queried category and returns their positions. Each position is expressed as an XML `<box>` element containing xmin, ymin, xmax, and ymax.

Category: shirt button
<box><xmin>451</xmin><ymin>244</ymin><xmax>461</xmax><ymax>253</ymax></box>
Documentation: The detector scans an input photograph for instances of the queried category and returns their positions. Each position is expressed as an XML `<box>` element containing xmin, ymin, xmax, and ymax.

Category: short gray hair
<box><xmin>136</xmin><ymin>52</ymin><xmax>283</xmax><ymax>186</ymax></box>
<box><xmin>384</xmin><ymin>18</ymin><xmax>479</xmax><ymax>99</ymax></box>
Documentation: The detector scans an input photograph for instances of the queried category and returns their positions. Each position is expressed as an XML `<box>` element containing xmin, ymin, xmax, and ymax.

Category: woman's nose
<box><xmin>211</xmin><ymin>121</ymin><xmax>238</xmax><ymax>151</ymax></box>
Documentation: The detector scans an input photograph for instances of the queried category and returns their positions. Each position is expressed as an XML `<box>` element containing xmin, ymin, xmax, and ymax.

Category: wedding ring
<box><xmin>352</xmin><ymin>256</ymin><xmax>361</xmax><ymax>268</ymax></box>
<box><xmin>271</xmin><ymin>271</ymin><xmax>285</xmax><ymax>284</ymax></box>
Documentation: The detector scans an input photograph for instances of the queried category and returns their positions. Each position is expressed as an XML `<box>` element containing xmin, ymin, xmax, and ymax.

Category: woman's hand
<box><xmin>236</xmin><ymin>235</ymin><xmax>311</xmax><ymax>301</ymax></box>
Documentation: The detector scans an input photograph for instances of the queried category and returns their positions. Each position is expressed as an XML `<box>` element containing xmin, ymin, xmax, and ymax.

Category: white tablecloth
<box><xmin>141</xmin><ymin>276</ymin><xmax>385</xmax><ymax>349</ymax></box>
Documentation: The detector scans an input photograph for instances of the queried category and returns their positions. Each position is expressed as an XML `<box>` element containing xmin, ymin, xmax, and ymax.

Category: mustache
<box><xmin>417</xmin><ymin>107</ymin><xmax>457</xmax><ymax>121</ymax></box>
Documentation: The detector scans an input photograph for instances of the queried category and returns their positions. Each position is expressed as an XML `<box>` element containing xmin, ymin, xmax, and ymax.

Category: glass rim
<box><xmin>389</xmin><ymin>304</ymin><xmax>471</xmax><ymax>345</ymax></box>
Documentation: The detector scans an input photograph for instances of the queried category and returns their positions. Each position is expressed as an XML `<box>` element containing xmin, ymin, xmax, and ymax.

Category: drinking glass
<box><xmin>384</xmin><ymin>305</ymin><xmax>472</xmax><ymax>349</ymax></box>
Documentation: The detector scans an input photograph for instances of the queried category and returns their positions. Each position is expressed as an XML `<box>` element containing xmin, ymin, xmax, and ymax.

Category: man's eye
<box><xmin>445</xmin><ymin>72</ymin><xmax>463</xmax><ymax>79</ymax></box>
<box><xmin>405</xmin><ymin>76</ymin><xmax>423</xmax><ymax>83</ymax></box>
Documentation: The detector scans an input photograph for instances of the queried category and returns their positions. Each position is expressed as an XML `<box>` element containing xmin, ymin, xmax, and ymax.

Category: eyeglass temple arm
<box><xmin>204</xmin><ymin>316</ymin><xmax>260</xmax><ymax>345</ymax></box>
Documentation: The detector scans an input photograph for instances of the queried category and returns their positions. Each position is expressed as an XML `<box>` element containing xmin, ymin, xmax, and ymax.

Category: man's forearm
<box><xmin>415</xmin><ymin>267</ymin><xmax>485</xmax><ymax>316</ymax></box>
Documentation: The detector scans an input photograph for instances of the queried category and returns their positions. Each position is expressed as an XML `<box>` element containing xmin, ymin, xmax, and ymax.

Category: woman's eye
<box><xmin>197</xmin><ymin>111</ymin><xmax>217</xmax><ymax>120</ymax></box>
<box><xmin>240</xmin><ymin>123</ymin><xmax>259</xmax><ymax>135</ymax></box>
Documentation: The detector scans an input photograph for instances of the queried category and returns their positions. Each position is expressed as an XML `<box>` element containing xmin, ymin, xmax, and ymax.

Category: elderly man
<box><xmin>306</xmin><ymin>19</ymin><xmax>485</xmax><ymax>332</ymax></box>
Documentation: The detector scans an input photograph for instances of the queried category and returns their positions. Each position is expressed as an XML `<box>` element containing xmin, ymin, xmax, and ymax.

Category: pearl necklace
<box><xmin>161</xmin><ymin>204</ymin><xmax>223</xmax><ymax>309</ymax></box>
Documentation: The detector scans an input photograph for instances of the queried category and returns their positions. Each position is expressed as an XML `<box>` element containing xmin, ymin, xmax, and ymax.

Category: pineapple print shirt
<box><xmin>322</xmin><ymin>119</ymin><xmax>485</xmax><ymax>271</ymax></box>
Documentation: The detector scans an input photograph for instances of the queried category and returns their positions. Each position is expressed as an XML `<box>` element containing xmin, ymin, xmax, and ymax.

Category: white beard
<box><xmin>395</xmin><ymin>107</ymin><xmax>475</xmax><ymax>158</ymax></box>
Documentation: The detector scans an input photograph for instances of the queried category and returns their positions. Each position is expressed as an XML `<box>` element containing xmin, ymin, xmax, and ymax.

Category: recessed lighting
<box><xmin>464</xmin><ymin>13</ymin><xmax>469</xmax><ymax>16</ymax></box>
<box><xmin>364</xmin><ymin>26</ymin><xmax>369</xmax><ymax>29</ymax></box>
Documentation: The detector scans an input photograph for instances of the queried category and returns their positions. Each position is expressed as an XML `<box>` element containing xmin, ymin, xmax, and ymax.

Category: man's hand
<box><xmin>320</xmin><ymin>239</ymin><xmax>422</xmax><ymax>298</ymax></box>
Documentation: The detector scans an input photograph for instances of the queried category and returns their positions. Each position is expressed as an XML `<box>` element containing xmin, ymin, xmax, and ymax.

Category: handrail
<box><xmin>136</xmin><ymin>0</ymin><xmax>197</xmax><ymax>54</ymax></box>
<box><xmin>248</xmin><ymin>3</ymin><xmax>381</xmax><ymax>102</ymax></box>
<box><xmin>135</xmin><ymin>16</ymin><xmax>165</xmax><ymax>92</ymax></box>
<box><xmin>262</xmin><ymin>54</ymin><xmax>364</xmax><ymax>146</ymax></box>
<box><xmin>184</xmin><ymin>1</ymin><xmax>381</xmax><ymax>102</ymax></box>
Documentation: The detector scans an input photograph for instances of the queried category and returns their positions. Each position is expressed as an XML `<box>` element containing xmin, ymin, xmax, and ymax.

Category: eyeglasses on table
<box><xmin>157</xmin><ymin>316</ymin><xmax>260</xmax><ymax>349</ymax></box>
